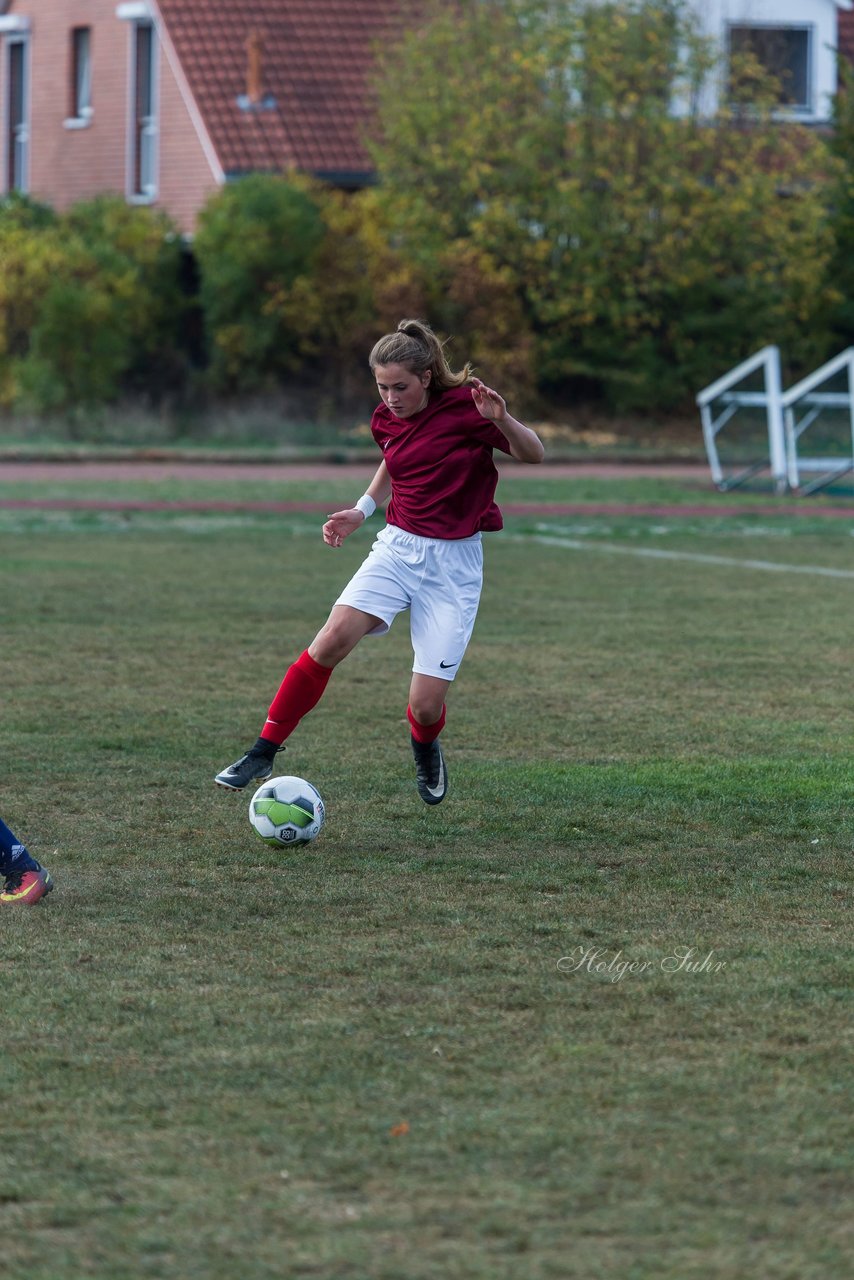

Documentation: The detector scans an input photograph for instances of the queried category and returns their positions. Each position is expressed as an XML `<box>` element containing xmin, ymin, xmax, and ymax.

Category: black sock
<box><xmin>0</xmin><ymin>818</ymin><xmax>38</xmax><ymax>876</ymax></box>
<box><xmin>251</xmin><ymin>736</ymin><xmax>280</xmax><ymax>760</ymax></box>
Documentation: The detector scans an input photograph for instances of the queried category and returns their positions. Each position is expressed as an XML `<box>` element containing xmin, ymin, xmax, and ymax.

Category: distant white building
<box><xmin>689</xmin><ymin>0</ymin><xmax>853</xmax><ymax>124</ymax></box>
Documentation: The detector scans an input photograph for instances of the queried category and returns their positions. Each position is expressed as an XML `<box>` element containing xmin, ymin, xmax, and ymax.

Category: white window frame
<box><xmin>116</xmin><ymin>2</ymin><xmax>150</xmax><ymax>19</ymax></box>
<box><xmin>127</xmin><ymin>18</ymin><xmax>158</xmax><ymax>203</ymax></box>
<box><xmin>3</xmin><ymin>32</ymin><xmax>30</xmax><ymax>193</ymax></box>
<box><xmin>64</xmin><ymin>26</ymin><xmax>93</xmax><ymax>130</ymax></box>
<box><xmin>726</xmin><ymin>21</ymin><xmax>814</xmax><ymax>118</ymax></box>
<box><xmin>0</xmin><ymin>16</ymin><xmax>31</xmax><ymax>33</ymax></box>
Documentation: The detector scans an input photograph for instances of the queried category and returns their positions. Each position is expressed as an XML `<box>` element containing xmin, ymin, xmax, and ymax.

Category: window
<box><xmin>728</xmin><ymin>24</ymin><xmax>812</xmax><ymax>112</ymax></box>
<box><xmin>70</xmin><ymin>27</ymin><xmax>92</xmax><ymax>122</ymax></box>
<box><xmin>130</xmin><ymin>21</ymin><xmax>156</xmax><ymax>199</ymax></box>
<box><xmin>5</xmin><ymin>37</ymin><xmax>28</xmax><ymax>191</ymax></box>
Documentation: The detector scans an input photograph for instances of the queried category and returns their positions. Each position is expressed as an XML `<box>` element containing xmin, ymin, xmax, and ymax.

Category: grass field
<box><xmin>2</xmin><ymin>469</ymin><xmax>852</xmax><ymax>1279</ymax></box>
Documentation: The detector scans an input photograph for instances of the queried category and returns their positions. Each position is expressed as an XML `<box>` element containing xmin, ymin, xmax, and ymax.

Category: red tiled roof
<box><xmin>155</xmin><ymin>0</ymin><xmax>403</xmax><ymax>181</ymax></box>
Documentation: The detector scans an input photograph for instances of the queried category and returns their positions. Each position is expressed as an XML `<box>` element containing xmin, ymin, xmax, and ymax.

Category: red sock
<box><xmin>407</xmin><ymin>703</ymin><xmax>446</xmax><ymax>744</ymax></box>
<box><xmin>262</xmin><ymin>651</ymin><xmax>333</xmax><ymax>745</ymax></box>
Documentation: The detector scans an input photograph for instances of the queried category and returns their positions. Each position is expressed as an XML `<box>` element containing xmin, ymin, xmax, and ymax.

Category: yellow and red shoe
<box><xmin>0</xmin><ymin>863</ymin><xmax>54</xmax><ymax>905</ymax></box>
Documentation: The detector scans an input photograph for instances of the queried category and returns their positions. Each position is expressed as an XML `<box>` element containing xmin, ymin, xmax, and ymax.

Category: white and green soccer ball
<box><xmin>249</xmin><ymin>775</ymin><xmax>325</xmax><ymax>847</ymax></box>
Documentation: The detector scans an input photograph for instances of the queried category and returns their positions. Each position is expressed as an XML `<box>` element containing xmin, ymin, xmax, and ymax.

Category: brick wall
<box><xmin>839</xmin><ymin>11</ymin><xmax>854</xmax><ymax>67</ymax></box>
<box><xmin>155</xmin><ymin>16</ymin><xmax>223</xmax><ymax>233</ymax></box>
<box><xmin>1</xmin><ymin>0</ymin><xmax>222</xmax><ymax>233</ymax></box>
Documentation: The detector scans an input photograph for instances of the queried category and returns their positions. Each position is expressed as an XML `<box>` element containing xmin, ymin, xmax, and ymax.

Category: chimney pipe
<box><xmin>246</xmin><ymin>29</ymin><xmax>262</xmax><ymax>105</ymax></box>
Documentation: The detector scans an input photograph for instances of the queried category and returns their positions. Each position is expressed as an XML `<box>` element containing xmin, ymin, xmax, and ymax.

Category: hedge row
<box><xmin>2</xmin><ymin>1</ymin><xmax>853</xmax><ymax>419</ymax></box>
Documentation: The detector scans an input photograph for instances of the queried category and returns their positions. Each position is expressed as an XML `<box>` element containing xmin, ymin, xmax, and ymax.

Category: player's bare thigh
<box><xmin>308</xmin><ymin>604</ymin><xmax>382</xmax><ymax>668</ymax></box>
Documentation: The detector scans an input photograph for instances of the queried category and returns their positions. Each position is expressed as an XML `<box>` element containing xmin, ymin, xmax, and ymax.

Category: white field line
<box><xmin>511</xmin><ymin>529</ymin><xmax>854</xmax><ymax>581</ymax></box>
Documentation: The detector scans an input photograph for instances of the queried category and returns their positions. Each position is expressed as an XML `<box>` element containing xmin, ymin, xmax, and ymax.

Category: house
<box><xmin>0</xmin><ymin>0</ymin><xmax>399</xmax><ymax>233</ymax></box>
<box><xmin>688</xmin><ymin>0</ymin><xmax>853</xmax><ymax>124</ymax></box>
<box><xmin>2</xmin><ymin>1</ymin><xmax>854</xmax><ymax>236</ymax></box>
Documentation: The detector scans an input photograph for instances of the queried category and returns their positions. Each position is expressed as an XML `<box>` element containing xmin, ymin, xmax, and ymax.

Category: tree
<box><xmin>826</xmin><ymin>58</ymin><xmax>854</xmax><ymax>344</ymax></box>
<box><xmin>369</xmin><ymin>0</ymin><xmax>838</xmax><ymax>410</ymax></box>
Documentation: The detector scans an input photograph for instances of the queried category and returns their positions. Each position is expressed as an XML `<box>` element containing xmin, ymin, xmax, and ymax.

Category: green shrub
<box><xmin>0</xmin><ymin>196</ymin><xmax>187</xmax><ymax>414</ymax></box>
<box><xmin>193</xmin><ymin>175</ymin><xmax>326</xmax><ymax>392</ymax></box>
<box><xmin>0</xmin><ymin>225</ymin><xmax>68</xmax><ymax>407</ymax></box>
<box><xmin>17</xmin><ymin>273</ymin><xmax>134</xmax><ymax>413</ymax></box>
<box><xmin>64</xmin><ymin>195</ymin><xmax>189</xmax><ymax>401</ymax></box>
<box><xmin>0</xmin><ymin>191</ymin><xmax>57</xmax><ymax>230</ymax></box>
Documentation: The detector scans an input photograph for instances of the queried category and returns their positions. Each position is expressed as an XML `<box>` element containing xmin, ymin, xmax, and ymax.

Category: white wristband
<box><xmin>355</xmin><ymin>494</ymin><xmax>376</xmax><ymax>519</ymax></box>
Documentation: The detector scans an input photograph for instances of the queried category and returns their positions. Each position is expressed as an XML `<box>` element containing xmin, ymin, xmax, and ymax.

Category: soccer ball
<box><xmin>249</xmin><ymin>775</ymin><xmax>325</xmax><ymax>847</ymax></box>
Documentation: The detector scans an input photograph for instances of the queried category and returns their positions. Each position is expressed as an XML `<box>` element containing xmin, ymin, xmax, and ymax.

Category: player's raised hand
<box><xmin>469</xmin><ymin>377</ymin><xmax>507</xmax><ymax>423</ymax></box>
<box><xmin>322</xmin><ymin>508</ymin><xmax>365</xmax><ymax>547</ymax></box>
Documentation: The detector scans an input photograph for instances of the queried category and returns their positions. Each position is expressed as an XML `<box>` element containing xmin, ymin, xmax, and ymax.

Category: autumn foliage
<box><xmin>368</xmin><ymin>0</ymin><xmax>840</xmax><ymax>410</ymax></box>
<box><xmin>0</xmin><ymin>0</ymin><xmax>848</xmax><ymax>419</ymax></box>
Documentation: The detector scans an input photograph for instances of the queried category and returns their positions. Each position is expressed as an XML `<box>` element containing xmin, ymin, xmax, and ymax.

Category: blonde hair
<box><xmin>369</xmin><ymin>319</ymin><xmax>472</xmax><ymax>390</ymax></box>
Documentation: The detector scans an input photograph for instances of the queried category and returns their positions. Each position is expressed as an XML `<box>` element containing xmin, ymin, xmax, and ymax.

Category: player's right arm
<box><xmin>322</xmin><ymin>460</ymin><xmax>391</xmax><ymax>547</ymax></box>
<box><xmin>363</xmin><ymin>459</ymin><xmax>392</xmax><ymax>510</ymax></box>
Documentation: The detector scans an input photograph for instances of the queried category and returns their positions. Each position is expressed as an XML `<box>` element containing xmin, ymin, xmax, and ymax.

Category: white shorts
<box><xmin>335</xmin><ymin>525</ymin><xmax>484</xmax><ymax>680</ymax></box>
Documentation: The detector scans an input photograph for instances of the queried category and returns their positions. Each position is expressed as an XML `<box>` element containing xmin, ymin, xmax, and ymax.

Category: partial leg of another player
<box><xmin>0</xmin><ymin>817</ymin><xmax>53</xmax><ymax>905</ymax></box>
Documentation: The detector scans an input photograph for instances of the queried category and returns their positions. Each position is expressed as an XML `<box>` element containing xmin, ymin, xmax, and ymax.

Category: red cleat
<box><xmin>1</xmin><ymin>864</ymin><xmax>54</xmax><ymax>905</ymax></box>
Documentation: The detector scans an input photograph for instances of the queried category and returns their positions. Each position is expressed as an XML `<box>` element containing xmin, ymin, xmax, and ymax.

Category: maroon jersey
<box><xmin>371</xmin><ymin>385</ymin><xmax>513</xmax><ymax>539</ymax></box>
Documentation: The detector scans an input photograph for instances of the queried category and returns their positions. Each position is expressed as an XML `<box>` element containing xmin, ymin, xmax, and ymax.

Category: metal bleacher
<box><xmin>697</xmin><ymin>346</ymin><xmax>854</xmax><ymax>494</ymax></box>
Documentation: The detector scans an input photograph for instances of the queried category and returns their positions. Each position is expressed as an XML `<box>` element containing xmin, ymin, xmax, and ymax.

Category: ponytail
<box><xmin>369</xmin><ymin>319</ymin><xmax>472</xmax><ymax>391</ymax></box>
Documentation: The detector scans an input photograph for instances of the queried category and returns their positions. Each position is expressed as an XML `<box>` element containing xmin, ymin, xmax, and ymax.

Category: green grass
<box><xmin>1</xmin><ymin>468</ymin><xmax>852</xmax><ymax>506</ymax></box>
<box><xmin>1</xmin><ymin>466</ymin><xmax>851</xmax><ymax>510</ymax></box>
<box><xmin>2</xmin><ymin>477</ymin><xmax>853</xmax><ymax>1279</ymax></box>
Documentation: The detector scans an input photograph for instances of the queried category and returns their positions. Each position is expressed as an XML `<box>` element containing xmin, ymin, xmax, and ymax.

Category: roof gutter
<box><xmin>224</xmin><ymin>168</ymin><xmax>377</xmax><ymax>189</ymax></box>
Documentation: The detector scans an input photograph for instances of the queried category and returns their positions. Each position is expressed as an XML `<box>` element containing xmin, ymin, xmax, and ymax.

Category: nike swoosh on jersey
<box><xmin>439</xmin><ymin>660</ymin><xmax>458</xmax><ymax>669</ymax></box>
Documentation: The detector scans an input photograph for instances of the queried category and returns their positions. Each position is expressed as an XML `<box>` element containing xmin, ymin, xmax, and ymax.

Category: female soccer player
<box><xmin>0</xmin><ymin>816</ymin><xmax>53</xmax><ymax>904</ymax></box>
<box><xmin>215</xmin><ymin>318</ymin><xmax>544</xmax><ymax>805</ymax></box>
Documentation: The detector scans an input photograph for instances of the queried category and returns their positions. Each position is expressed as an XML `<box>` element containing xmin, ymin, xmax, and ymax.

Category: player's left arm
<box><xmin>470</xmin><ymin>378</ymin><xmax>545</xmax><ymax>464</ymax></box>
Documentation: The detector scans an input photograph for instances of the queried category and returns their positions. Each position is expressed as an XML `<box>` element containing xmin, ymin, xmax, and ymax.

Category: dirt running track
<box><xmin>1</xmin><ymin>460</ymin><xmax>853</xmax><ymax>519</ymax></box>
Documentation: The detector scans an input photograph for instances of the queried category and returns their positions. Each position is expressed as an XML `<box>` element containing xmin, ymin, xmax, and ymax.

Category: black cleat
<box><xmin>215</xmin><ymin>747</ymin><xmax>281</xmax><ymax>792</ymax></box>
<box><xmin>411</xmin><ymin>736</ymin><xmax>448</xmax><ymax>805</ymax></box>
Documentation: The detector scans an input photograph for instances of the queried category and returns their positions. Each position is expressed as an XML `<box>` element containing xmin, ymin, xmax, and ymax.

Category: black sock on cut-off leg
<box><xmin>0</xmin><ymin>818</ymin><xmax>39</xmax><ymax>877</ymax></box>
<box><xmin>251</xmin><ymin>737</ymin><xmax>280</xmax><ymax>761</ymax></box>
